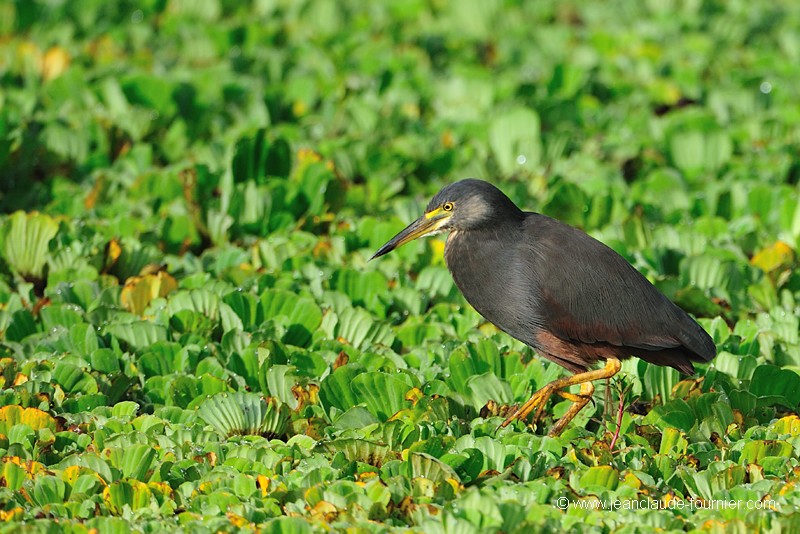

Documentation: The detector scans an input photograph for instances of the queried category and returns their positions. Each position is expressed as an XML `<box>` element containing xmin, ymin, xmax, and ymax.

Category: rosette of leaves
<box><xmin>198</xmin><ymin>392</ymin><xmax>290</xmax><ymax>438</ymax></box>
<box><xmin>1</xmin><ymin>211</ymin><xmax>59</xmax><ymax>291</ymax></box>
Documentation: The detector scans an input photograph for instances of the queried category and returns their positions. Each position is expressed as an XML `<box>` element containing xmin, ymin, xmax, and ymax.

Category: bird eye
<box><xmin>442</xmin><ymin>202</ymin><xmax>454</xmax><ymax>212</ymax></box>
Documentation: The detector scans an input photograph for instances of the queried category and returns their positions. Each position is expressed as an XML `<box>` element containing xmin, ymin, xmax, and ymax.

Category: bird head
<box><xmin>370</xmin><ymin>179</ymin><xmax>523</xmax><ymax>259</ymax></box>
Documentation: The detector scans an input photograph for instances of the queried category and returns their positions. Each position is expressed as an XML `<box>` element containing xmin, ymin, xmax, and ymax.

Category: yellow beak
<box><xmin>370</xmin><ymin>208</ymin><xmax>451</xmax><ymax>260</ymax></box>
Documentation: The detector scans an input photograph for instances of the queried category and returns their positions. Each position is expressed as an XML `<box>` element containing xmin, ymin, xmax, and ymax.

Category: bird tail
<box><xmin>679</xmin><ymin>318</ymin><xmax>717</xmax><ymax>363</ymax></box>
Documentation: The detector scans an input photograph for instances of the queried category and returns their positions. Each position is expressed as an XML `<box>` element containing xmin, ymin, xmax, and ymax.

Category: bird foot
<box><xmin>499</xmin><ymin>382</ymin><xmax>595</xmax><ymax>436</ymax></box>
<box><xmin>499</xmin><ymin>383</ymin><xmax>557</xmax><ymax>429</ymax></box>
<box><xmin>498</xmin><ymin>358</ymin><xmax>621</xmax><ymax>435</ymax></box>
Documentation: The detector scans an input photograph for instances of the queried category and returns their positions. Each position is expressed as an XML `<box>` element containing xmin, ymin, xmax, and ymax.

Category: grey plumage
<box><xmin>371</xmin><ymin>178</ymin><xmax>717</xmax><ymax>434</ymax></box>
<box><xmin>424</xmin><ymin>179</ymin><xmax>715</xmax><ymax>374</ymax></box>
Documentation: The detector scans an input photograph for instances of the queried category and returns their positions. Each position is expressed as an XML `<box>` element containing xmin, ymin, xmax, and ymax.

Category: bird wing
<box><xmin>523</xmin><ymin>215</ymin><xmax>714</xmax><ymax>361</ymax></box>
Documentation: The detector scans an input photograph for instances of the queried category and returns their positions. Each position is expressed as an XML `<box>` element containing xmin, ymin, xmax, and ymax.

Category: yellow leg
<box><xmin>554</xmin><ymin>388</ymin><xmax>588</xmax><ymax>403</ymax></box>
<box><xmin>548</xmin><ymin>382</ymin><xmax>594</xmax><ymax>436</ymax></box>
<box><xmin>500</xmin><ymin>358</ymin><xmax>622</xmax><ymax>435</ymax></box>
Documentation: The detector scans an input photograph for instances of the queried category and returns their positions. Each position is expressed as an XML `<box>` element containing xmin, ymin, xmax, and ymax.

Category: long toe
<box><xmin>501</xmin><ymin>384</ymin><xmax>555</xmax><ymax>428</ymax></box>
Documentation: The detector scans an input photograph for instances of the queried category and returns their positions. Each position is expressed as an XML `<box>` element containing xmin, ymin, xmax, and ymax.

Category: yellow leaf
<box><xmin>622</xmin><ymin>472</ymin><xmax>643</xmax><ymax>489</ymax></box>
<box><xmin>444</xmin><ymin>478</ymin><xmax>462</xmax><ymax>494</ymax></box>
<box><xmin>404</xmin><ymin>387</ymin><xmax>424</xmax><ymax>405</ymax></box>
<box><xmin>0</xmin><ymin>406</ymin><xmax>58</xmax><ymax>434</ymax></box>
<box><xmin>104</xmin><ymin>238</ymin><xmax>122</xmax><ymax>272</ymax></box>
<box><xmin>148</xmin><ymin>481</ymin><xmax>173</xmax><ymax>497</ymax></box>
<box><xmin>441</xmin><ymin>130</ymin><xmax>455</xmax><ymax>149</ymax></box>
<box><xmin>42</xmin><ymin>46</ymin><xmax>70</xmax><ymax>81</ymax></box>
<box><xmin>226</xmin><ymin>512</ymin><xmax>252</xmax><ymax>528</ymax></box>
<box><xmin>103</xmin><ymin>480</ymin><xmax>152</xmax><ymax>513</ymax></box>
<box><xmin>700</xmin><ymin>520</ymin><xmax>732</xmax><ymax>534</ymax></box>
<box><xmin>120</xmin><ymin>271</ymin><xmax>178</xmax><ymax>315</ymax></box>
<box><xmin>356</xmin><ymin>471</ymin><xmax>379</xmax><ymax>483</ymax></box>
<box><xmin>2</xmin><ymin>457</ymin><xmax>46</xmax><ymax>478</ymax></box>
<box><xmin>12</xmin><ymin>373</ymin><xmax>28</xmax><ymax>386</ymax></box>
<box><xmin>478</xmin><ymin>322</ymin><xmax>499</xmax><ymax>336</ymax></box>
<box><xmin>297</xmin><ymin>148</ymin><xmax>322</xmax><ymax>165</ymax></box>
<box><xmin>256</xmin><ymin>475</ymin><xmax>270</xmax><ymax>498</ymax></box>
<box><xmin>57</xmin><ymin>466</ymin><xmax>106</xmax><ymax>488</ymax></box>
<box><xmin>751</xmin><ymin>241</ymin><xmax>794</xmax><ymax>273</ymax></box>
<box><xmin>779</xmin><ymin>481</ymin><xmax>796</xmax><ymax>496</ymax></box>
<box><xmin>292</xmin><ymin>100</ymin><xmax>307</xmax><ymax>117</ymax></box>
<box><xmin>771</xmin><ymin>415</ymin><xmax>800</xmax><ymax>436</ymax></box>
<box><xmin>0</xmin><ymin>507</ymin><xmax>24</xmax><ymax>522</ymax></box>
<box><xmin>61</xmin><ymin>465</ymin><xmax>83</xmax><ymax>484</ymax></box>
<box><xmin>309</xmin><ymin>500</ymin><xmax>338</xmax><ymax>522</ymax></box>
<box><xmin>2</xmin><ymin>461</ymin><xmax>26</xmax><ymax>490</ymax></box>
<box><xmin>662</xmin><ymin>492</ymin><xmax>679</xmax><ymax>508</ymax></box>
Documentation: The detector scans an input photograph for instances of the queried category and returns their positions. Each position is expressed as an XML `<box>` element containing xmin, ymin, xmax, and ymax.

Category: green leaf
<box><xmin>441</xmin><ymin>448</ymin><xmax>484</xmax><ymax>483</ymax></box>
<box><xmin>122</xmin><ymin>73</ymin><xmax>176</xmax><ymax>117</ymax></box>
<box><xmin>489</xmin><ymin>106</ymin><xmax>541</xmax><ymax>175</ymax></box>
<box><xmin>296</xmin><ymin>161</ymin><xmax>333</xmax><ymax>216</ymax></box>
<box><xmin>68</xmin><ymin>323</ymin><xmax>100</xmax><ymax>357</ymax></box>
<box><xmin>2</xmin><ymin>211</ymin><xmax>58</xmax><ymax>280</ymax></box>
<box><xmin>642</xmin><ymin>399</ymin><xmax>696</xmax><ymax>432</ymax></box>
<box><xmin>104</xmin><ymin>480</ymin><xmax>152</xmax><ymax>513</ymax></box>
<box><xmin>31</xmin><ymin>475</ymin><xmax>66</xmax><ymax>506</ymax></box>
<box><xmin>749</xmin><ymin>365</ymin><xmax>800</xmax><ymax>408</ymax></box>
<box><xmin>330</xmin><ymin>268</ymin><xmax>387</xmax><ymax>315</ymax></box>
<box><xmin>416</xmin><ymin>266</ymin><xmax>455</xmax><ymax>299</ymax></box>
<box><xmin>666</xmin><ymin>111</ymin><xmax>732</xmax><ymax>177</ymax></box>
<box><xmin>640</xmin><ymin>362</ymin><xmax>681</xmax><ymax>404</ymax></box>
<box><xmin>331</xmin><ymin>307</ymin><xmax>394</xmax><ymax>350</ymax></box>
<box><xmin>170</xmin><ymin>374</ymin><xmax>227</xmax><ymax>409</ymax></box>
<box><xmin>264</xmin><ymin>365</ymin><xmax>299</xmax><ymax>409</ymax></box>
<box><xmin>351</xmin><ymin>372</ymin><xmax>413</xmax><ymax>421</ymax></box>
<box><xmin>261</xmin><ymin>517</ymin><xmax>314</xmax><ymax>534</ymax></box>
<box><xmin>259</xmin><ymin>289</ymin><xmax>322</xmax><ymax>347</ymax></box>
<box><xmin>690</xmin><ymin>392</ymin><xmax>734</xmax><ymax>436</ymax></box>
<box><xmin>232</xmin><ymin>128</ymin><xmax>271</xmax><ymax>183</ymax></box>
<box><xmin>109</xmin><ymin>443</ymin><xmax>156</xmax><ymax>480</ymax></box>
<box><xmin>464</xmin><ymin>373</ymin><xmax>513</xmax><ymax>410</ymax></box>
<box><xmin>319</xmin><ymin>364</ymin><xmax>364</xmax><ymax>418</ymax></box>
<box><xmin>105</xmin><ymin>321</ymin><xmax>167</xmax><ymax>350</ymax></box>
<box><xmin>198</xmin><ymin>392</ymin><xmax>289</xmax><ymax>438</ymax></box>
<box><xmin>223</xmin><ymin>290</ymin><xmax>258</xmax><ymax>330</ymax></box>
<box><xmin>541</xmin><ymin>181</ymin><xmax>589</xmax><ymax>228</ymax></box>
<box><xmin>53</xmin><ymin>362</ymin><xmax>98</xmax><ymax>394</ymax></box>
<box><xmin>139</xmin><ymin>342</ymin><xmax>195</xmax><ymax>378</ymax></box>
<box><xmin>659</xmin><ymin>427</ymin><xmax>689</xmax><ymax>456</ymax></box>
<box><xmin>5</xmin><ymin>309</ymin><xmax>39</xmax><ymax>342</ymax></box>
<box><xmin>409</xmin><ymin>452</ymin><xmax>459</xmax><ymax>484</ymax></box>
<box><xmin>62</xmin><ymin>394</ymin><xmax>109</xmax><ymax>413</ymax></box>
<box><xmin>167</xmin><ymin>289</ymin><xmax>221</xmax><ymax>322</ymax></box>
<box><xmin>40</xmin><ymin>304</ymin><xmax>84</xmax><ymax>332</ymax></box>
<box><xmin>319</xmin><ymin>437</ymin><xmax>393</xmax><ymax>467</ymax></box>
<box><xmin>739</xmin><ymin>440</ymin><xmax>793</xmax><ymax>465</ymax></box>
<box><xmin>577</xmin><ymin>466</ymin><xmax>619</xmax><ymax>491</ymax></box>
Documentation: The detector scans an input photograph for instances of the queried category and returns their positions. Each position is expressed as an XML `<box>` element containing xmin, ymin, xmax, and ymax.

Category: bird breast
<box><xmin>444</xmin><ymin>226</ymin><xmax>543</xmax><ymax>341</ymax></box>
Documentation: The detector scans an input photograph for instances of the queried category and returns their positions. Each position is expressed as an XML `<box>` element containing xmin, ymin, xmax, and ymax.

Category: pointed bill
<box><xmin>370</xmin><ymin>208</ymin><xmax>451</xmax><ymax>260</ymax></box>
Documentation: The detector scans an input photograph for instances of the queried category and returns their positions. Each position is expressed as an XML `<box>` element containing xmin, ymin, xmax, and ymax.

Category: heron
<box><xmin>371</xmin><ymin>179</ymin><xmax>716</xmax><ymax>435</ymax></box>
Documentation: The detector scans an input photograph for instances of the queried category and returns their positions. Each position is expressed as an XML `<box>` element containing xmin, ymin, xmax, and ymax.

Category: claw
<box><xmin>498</xmin><ymin>358</ymin><xmax>621</xmax><ymax>436</ymax></box>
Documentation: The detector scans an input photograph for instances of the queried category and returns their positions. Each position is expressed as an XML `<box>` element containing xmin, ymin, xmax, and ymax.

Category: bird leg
<box><xmin>500</xmin><ymin>357</ymin><xmax>622</xmax><ymax>435</ymax></box>
<box><xmin>549</xmin><ymin>382</ymin><xmax>595</xmax><ymax>437</ymax></box>
<box><xmin>553</xmin><ymin>388</ymin><xmax>589</xmax><ymax>403</ymax></box>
